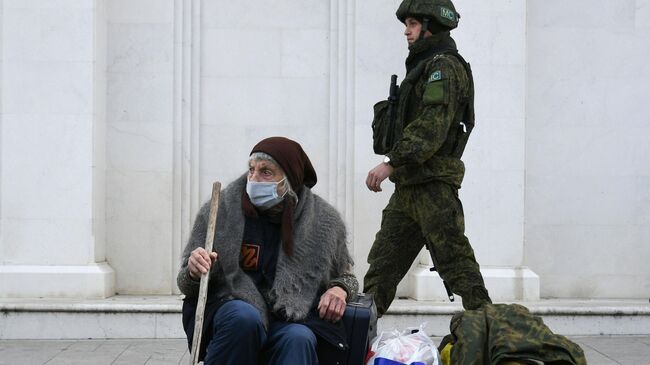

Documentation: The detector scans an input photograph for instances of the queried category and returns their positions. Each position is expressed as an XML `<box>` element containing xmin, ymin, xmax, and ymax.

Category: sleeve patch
<box><xmin>427</xmin><ymin>70</ymin><xmax>442</xmax><ymax>83</ymax></box>
<box><xmin>423</xmin><ymin>79</ymin><xmax>448</xmax><ymax>105</ymax></box>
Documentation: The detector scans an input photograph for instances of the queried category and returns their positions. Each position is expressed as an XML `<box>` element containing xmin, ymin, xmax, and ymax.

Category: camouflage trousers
<box><xmin>363</xmin><ymin>181</ymin><xmax>491</xmax><ymax>316</ymax></box>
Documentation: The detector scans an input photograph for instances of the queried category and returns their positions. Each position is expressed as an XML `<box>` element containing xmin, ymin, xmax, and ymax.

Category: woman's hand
<box><xmin>318</xmin><ymin>286</ymin><xmax>348</xmax><ymax>322</ymax></box>
<box><xmin>188</xmin><ymin>247</ymin><xmax>218</xmax><ymax>280</ymax></box>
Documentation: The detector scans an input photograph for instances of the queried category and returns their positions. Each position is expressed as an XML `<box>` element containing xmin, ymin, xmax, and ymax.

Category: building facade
<box><xmin>1</xmin><ymin>0</ymin><xmax>648</xmax><ymax>302</ymax></box>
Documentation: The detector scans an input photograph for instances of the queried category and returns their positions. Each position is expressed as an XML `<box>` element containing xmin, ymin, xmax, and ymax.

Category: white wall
<box><xmin>526</xmin><ymin>0</ymin><xmax>650</xmax><ymax>298</ymax></box>
<box><xmin>105</xmin><ymin>0</ymin><xmax>175</xmax><ymax>294</ymax></box>
<box><xmin>457</xmin><ymin>1</ymin><xmax>527</xmax><ymax>268</ymax></box>
<box><xmin>1</xmin><ymin>0</ymin><xmax>95</xmax><ymax>265</ymax></box>
<box><xmin>0</xmin><ymin>0</ymin><xmax>113</xmax><ymax>298</ymax></box>
<box><xmin>0</xmin><ymin>0</ymin><xmax>647</xmax><ymax>300</ymax></box>
<box><xmin>199</xmin><ymin>0</ymin><xmax>333</xmax><ymax>195</ymax></box>
<box><xmin>0</xmin><ymin>0</ymin><xmax>4</xmax><ymax>259</ymax></box>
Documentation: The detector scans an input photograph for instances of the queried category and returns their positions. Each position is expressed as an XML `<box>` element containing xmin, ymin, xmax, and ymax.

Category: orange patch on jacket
<box><xmin>241</xmin><ymin>243</ymin><xmax>260</xmax><ymax>270</ymax></box>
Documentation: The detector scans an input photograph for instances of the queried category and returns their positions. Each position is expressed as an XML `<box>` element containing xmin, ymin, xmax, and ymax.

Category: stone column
<box><xmin>0</xmin><ymin>0</ymin><xmax>114</xmax><ymax>298</ymax></box>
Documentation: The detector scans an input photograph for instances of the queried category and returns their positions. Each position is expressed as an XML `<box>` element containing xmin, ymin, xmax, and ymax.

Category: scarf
<box><xmin>405</xmin><ymin>32</ymin><xmax>457</xmax><ymax>73</ymax></box>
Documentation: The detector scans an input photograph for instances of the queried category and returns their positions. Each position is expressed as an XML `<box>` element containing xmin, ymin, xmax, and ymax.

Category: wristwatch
<box><xmin>383</xmin><ymin>155</ymin><xmax>391</xmax><ymax>164</ymax></box>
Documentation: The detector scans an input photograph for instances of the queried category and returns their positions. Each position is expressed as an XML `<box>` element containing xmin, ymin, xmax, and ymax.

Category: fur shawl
<box><xmin>178</xmin><ymin>175</ymin><xmax>354</xmax><ymax>327</ymax></box>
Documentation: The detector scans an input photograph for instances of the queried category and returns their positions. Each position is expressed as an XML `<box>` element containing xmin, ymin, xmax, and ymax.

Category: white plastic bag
<box><xmin>365</xmin><ymin>324</ymin><xmax>441</xmax><ymax>365</ymax></box>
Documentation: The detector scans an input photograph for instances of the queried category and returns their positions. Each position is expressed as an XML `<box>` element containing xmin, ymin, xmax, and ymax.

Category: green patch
<box><xmin>423</xmin><ymin>79</ymin><xmax>448</xmax><ymax>105</ymax></box>
<box><xmin>440</xmin><ymin>7</ymin><xmax>456</xmax><ymax>22</ymax></box>
<box><xmin>428</xmin><ymin>70</ymin><xmax>442</xmax><ymax>83</ymax></box>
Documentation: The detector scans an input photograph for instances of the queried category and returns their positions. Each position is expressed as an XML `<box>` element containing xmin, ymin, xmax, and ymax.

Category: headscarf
<box><xmin>242</xmin><ymin>137</ymin><xmax>317</xmax><ymax>256</ymax></box>
<box><xmin>250</xmin><ymin>137</ymin><xmax>317</xmax><ymax>190</ymax></box>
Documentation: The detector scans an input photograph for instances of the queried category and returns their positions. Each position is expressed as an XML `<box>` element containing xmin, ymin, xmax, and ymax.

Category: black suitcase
<box><xmin>317</xmin><ymin>293</ymin><xmax>378</xmax><ymax>365</ymax></box>
<box><xmin>343</xmin><ymin>293</ymin><xmax>378</xmax><ymax>365</ymax></box>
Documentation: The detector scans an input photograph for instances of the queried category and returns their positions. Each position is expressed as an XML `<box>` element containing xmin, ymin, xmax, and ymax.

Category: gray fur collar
<box><xmin>209</xmin><ymin>176</ymin><xmax>350</xmax><ymax>325</ymax></box>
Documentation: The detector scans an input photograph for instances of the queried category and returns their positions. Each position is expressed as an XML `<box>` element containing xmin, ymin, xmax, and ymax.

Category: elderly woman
<box><xmin>177</xmin><ymin>137</ymin><xmax>358</xmax><ymax>365</ymax></box>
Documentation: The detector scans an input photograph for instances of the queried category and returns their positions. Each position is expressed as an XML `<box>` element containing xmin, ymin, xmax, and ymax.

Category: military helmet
<box><xmin>396</xmin><ymin>0</ymin><xmax>460</xmax><ymax>30</ymax></box>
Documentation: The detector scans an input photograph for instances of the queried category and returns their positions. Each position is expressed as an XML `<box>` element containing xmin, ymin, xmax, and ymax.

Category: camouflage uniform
<box><xmin>363</xmin><ymin>0</ymin><xmax>491</xmax><ymax>315</ymax></box>
<box><xmin>449</xmin><ymin>304</ymin><xmax>587</xmax><ymax>365</ymax></box>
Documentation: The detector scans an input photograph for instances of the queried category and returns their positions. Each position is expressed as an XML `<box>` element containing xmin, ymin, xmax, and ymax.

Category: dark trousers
<box><xmin>363</xmin><ymin>181</ymin><xmax>491</xmax><ymax>315</ymax></box>
<box><xmin>203</xmin><ymin>300</ymin><xmax>318</xmax><ymax>365</ymax></box>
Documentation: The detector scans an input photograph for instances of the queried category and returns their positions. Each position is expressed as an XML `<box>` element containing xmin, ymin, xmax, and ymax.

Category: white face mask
<box><xmin>246</xmin><ymin>178</ymin><xmax>287</xmax><ymax>209</ymax></box>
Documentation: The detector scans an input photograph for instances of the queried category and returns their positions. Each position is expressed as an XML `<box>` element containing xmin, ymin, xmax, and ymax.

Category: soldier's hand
<box><xmin>318</xmin><ymin>286</ymin><xmax>348</xmax><ymax>322</ymax></box>
<box><xmin>366</xmin><ymin>162</ymin><xmax>394</xmax><ymax>192</ymax></box>
<box><xmin>188</xmin><ymin>247</ymin><xmax>218</xmax><ymax>280</ymax></box>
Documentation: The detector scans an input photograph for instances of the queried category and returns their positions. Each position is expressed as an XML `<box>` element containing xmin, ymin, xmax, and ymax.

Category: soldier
<box><xmin>364</xmin><ymin>0</ymin><xmax>492</xmax><ymax>315</ymax></box>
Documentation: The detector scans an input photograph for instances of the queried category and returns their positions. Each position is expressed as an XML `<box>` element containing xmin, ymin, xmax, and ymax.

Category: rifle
<box><xmin>387</xmin><ymin>75</ymin><xmax>399</xmax><ymax>145</ymax></box>
<box><xmin>424</xmin><ymin>241</ymin><xmax>455</xmax><ymax>302</ymax></box>
<box><xmin>372</xmin><ymin>75</ymin><xmax>401</xmax><ymax>154</ymax></box>
<box><xmin>388</xmin><ymin>74</ymin><xmax>399</xmax><ymax>116</ymax></box>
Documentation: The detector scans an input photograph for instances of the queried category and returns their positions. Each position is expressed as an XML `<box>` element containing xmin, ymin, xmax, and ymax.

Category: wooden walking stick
<box><xmin>190</xmin><ymin>181</ymin><xmax>221</xmax><ymax>365</ymax></box>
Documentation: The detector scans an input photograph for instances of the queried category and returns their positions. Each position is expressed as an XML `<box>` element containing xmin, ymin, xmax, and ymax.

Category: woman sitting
<box><xmin>177</xmin><ymin>136</ymin><xmax>358</xmax><ymax>365</ymax></box>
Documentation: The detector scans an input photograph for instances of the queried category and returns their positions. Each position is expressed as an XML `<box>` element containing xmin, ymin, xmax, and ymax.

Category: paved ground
<box><xmin>0</xmin><ymin>336</ymin><xmax>648</xmax><ymax>364</ymax></box>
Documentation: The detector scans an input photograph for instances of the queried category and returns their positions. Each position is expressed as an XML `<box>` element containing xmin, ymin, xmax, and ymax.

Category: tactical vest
<box><xmin>372</xmin><ymin>49</ymin><xmax>475</xmax><ymax>160</ymax></box>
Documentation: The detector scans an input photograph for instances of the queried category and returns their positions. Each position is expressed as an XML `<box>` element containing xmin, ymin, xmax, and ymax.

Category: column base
<box><xmin>408</xmin><ymin>265</ymin><xmax>540</xmax><ymax>302</ymax></box>
<box><xmin>0</xmin><ymin>263</ymin><xmax>115</xmax><ymax>298</ymax></box>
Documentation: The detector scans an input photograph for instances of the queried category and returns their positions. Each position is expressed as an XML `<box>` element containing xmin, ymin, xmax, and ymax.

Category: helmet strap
<box><xmin>419</xmin><ymin>18</ymin><xmax>430</xmax><ymax>40</ymax></box>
